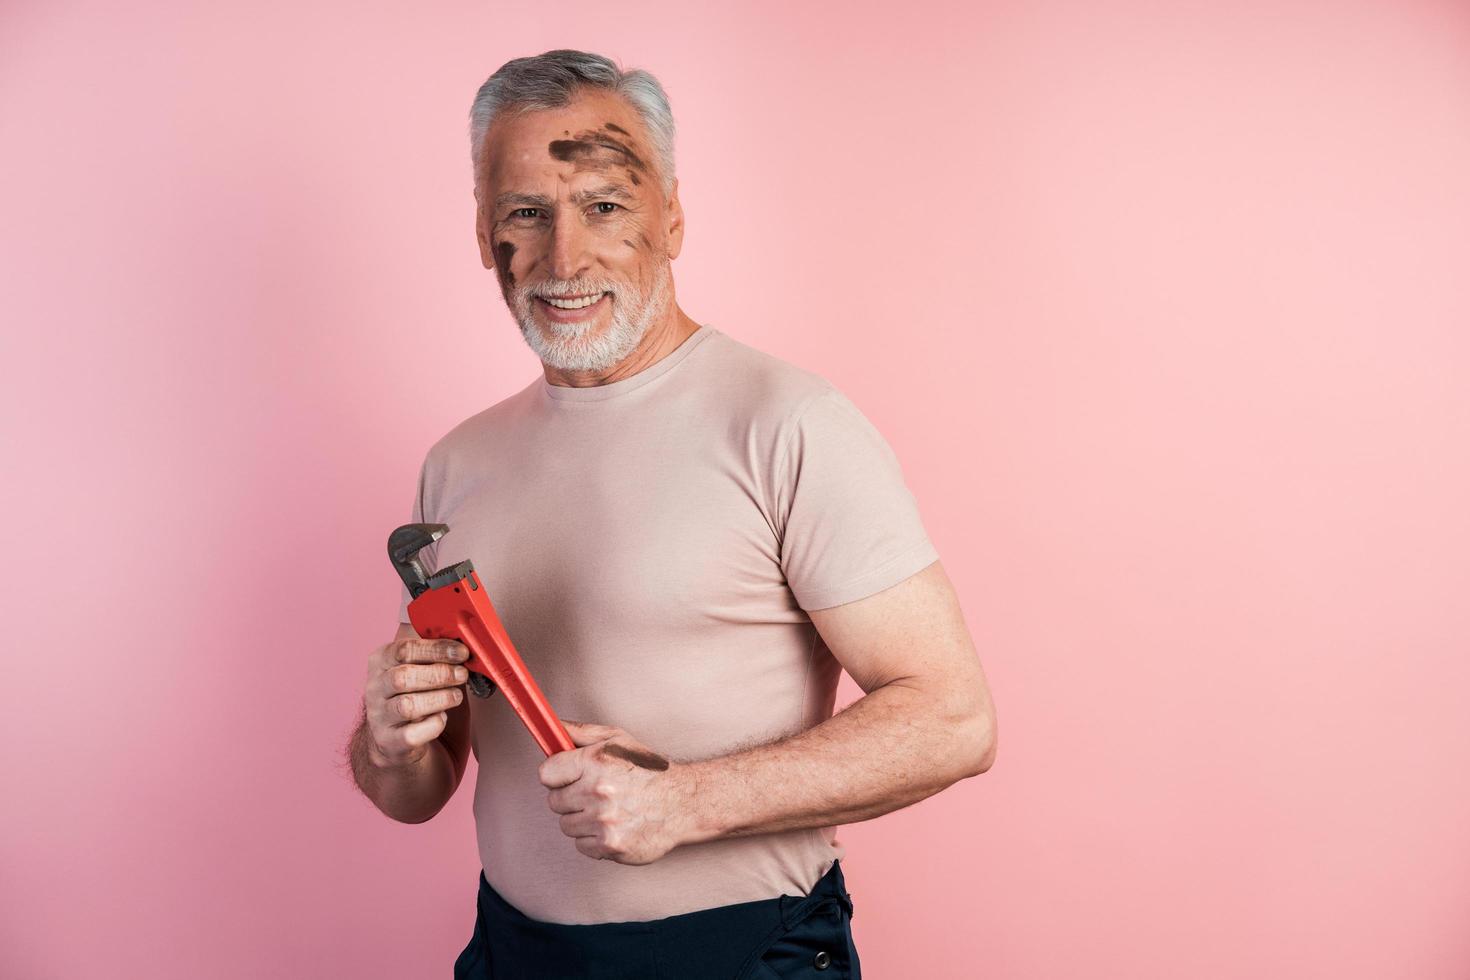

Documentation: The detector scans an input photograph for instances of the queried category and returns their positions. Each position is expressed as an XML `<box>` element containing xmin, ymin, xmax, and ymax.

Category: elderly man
<box><xmin>348</xmin><ymin>49</ymin><xmax>997</xmax><ymax>979</ymax></box>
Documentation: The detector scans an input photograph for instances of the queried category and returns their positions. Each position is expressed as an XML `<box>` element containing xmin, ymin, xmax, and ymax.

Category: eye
<box><xmin>591</xmin><ymin>202</ymin><xmax>620</xmax><ymax>215</ymax></box>
<box><xmin>511</xmin><ymin>207</ymin><xmax>542</xmax><ymax>219</ymax></box>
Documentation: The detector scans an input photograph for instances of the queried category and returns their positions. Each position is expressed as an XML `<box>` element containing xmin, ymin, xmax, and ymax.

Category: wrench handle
<box><xmin>406</xmin><ymin>568</ymin><xmax>575</xmax><ymax>757</ymax></box>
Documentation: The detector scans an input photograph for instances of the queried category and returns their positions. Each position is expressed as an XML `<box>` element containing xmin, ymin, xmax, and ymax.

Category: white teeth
<box><xmin>543</xmin><ymin>293</ymin><xmax>604</xmax><ymax>310</ymax></box>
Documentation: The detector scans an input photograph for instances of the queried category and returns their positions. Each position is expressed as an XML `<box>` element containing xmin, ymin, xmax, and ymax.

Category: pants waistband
<box><xmin>477</xmin><ymin>857</ymin><xmax>853</xmax><ymax>933</ymax></box>
<box><xmin>460</xmin><ymin>860</ymin><xmax>857</xmax><ymax>979</ymax></box>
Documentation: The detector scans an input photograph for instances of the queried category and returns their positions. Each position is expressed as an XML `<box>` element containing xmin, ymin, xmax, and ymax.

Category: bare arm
<box><xmin>347</xmin><ymin>622</ymin><xmax>475</xmax><ymax>824</ymax></box>
<box><xmin>675</xmin><ymin>559</ymin><xmax>996</xmax><ymax>843</ymax></box>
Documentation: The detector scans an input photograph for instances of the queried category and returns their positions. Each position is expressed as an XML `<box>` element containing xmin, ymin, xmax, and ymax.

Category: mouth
<box><xmin>534</xmin><ymin>291</ymin><xmax>610</xmax><ymax>323</ymax></box>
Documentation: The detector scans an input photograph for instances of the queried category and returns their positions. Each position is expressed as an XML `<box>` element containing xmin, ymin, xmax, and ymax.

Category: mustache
<box><xmin>519</xmin><ymin>279</ymin><xmax>622</xmax><ymax>301</ymax></box>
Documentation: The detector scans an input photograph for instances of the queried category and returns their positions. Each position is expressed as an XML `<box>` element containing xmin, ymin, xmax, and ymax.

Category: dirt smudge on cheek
<box><xmin>495</xmin><ymin>241</ymin><xmax>517</xmax><ymax>289</ymax></box>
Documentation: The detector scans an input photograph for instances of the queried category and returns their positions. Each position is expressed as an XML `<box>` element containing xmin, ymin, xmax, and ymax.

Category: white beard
<box><xmin>509</xmin><ymin>258</ymin><xmax>673</xmax><ymax>374</ymax></box>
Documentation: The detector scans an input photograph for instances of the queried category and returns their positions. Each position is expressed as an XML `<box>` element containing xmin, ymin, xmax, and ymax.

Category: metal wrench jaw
<box><xmin>388</xmin><ymin>523</ymin><xmax>449</xmax><ymax>598</ymax></box>
<box><xmin>389</xmin><ymin>522</ymin><xmax>497</xmax><ymax>699</ymax></box>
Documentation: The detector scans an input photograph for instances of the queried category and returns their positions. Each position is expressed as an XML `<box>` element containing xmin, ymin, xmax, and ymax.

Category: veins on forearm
<box><xmin>680</xmin><ymin>681</ymin><xmax>977</xmax><ymax>843</ymax></box>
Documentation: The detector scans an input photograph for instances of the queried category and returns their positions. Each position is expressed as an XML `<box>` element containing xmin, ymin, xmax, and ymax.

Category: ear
<box><xmin>474</xmin><ymin>189</ymin><xmax>495</xmax><ymax>271</ymax></box>
<box><xmin>664</xmin><ymin>177</ymin><xmax>685</xmax><ymax>261</ymax></box>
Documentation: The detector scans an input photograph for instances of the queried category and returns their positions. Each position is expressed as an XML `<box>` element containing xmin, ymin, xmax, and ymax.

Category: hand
<box><xmin>362</xmin><ymin>636</ymin><xmax>470</xmax><ymax>768</ymax></box>
<box><xmin>539</xmin><ymin>721</ymin><xmax>693</xmax><ymax>865</ymax></box>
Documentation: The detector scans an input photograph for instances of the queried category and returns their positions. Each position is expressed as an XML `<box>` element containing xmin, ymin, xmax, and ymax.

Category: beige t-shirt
<box><xmin>397</xmin><ymin>323</ymin><xmax>938</xmax><ymax>924</ymax></box>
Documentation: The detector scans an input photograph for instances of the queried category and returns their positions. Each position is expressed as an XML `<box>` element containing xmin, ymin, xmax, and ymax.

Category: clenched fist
<box><xmin>539</xmin><ymin>720</ymin><xmax>695</xmax><ymax>865</ymax></box>
<box><xmin>362</xmin><ymin>636</ymin><xmax>470</xmax><ymax>767</ymax></box>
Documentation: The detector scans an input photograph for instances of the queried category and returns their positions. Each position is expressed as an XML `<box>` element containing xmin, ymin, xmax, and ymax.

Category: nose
<box><xmin>547</xmin><ymin>209</ymin><xmax>593</xmax><ymax>283</ymax></box>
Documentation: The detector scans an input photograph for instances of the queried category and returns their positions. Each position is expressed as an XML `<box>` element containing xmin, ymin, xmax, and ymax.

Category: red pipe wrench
<box><xmin>388</xmin><ymin>523</ymin><xmax>575</xmax><ymax>757</ymax></box>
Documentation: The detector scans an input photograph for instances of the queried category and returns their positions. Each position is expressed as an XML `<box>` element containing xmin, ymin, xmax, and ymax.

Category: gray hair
<box><xmin>468</xmin><ymin>49</ymin><xmax>677</xmax><ymax>196</ymax></box>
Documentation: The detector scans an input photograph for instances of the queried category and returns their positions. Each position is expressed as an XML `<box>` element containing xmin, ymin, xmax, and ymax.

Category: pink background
<box><xmin>3</xmin><ymin>1</ymin><xmax>1468</xmax><ymax>977</ymax></box>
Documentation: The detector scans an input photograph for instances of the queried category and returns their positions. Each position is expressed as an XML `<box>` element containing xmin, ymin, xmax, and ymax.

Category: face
<box><xmin>474</xmin><ymin>89</ymin><xmax>685</xmax><ymax>373</ymax></box>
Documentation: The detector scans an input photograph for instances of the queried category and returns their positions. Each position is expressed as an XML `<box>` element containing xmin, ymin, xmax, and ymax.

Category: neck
<box><xmin>542</xmin><ymin>302</ymin><xmax>700</xmax><ymax>389</ymax></box>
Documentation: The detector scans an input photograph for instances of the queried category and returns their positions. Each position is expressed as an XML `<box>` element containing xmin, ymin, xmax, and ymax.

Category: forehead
<box><xmin>481</xmin><ymin>89</ymin><xmax>655</xmax><ymax>191</ymax></box>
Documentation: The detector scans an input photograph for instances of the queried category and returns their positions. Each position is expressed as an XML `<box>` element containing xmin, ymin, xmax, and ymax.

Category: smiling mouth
<box><xmin>537</xmin><ymin>292</ymin><xmax>607</xmax><ymax>310</ymax></box>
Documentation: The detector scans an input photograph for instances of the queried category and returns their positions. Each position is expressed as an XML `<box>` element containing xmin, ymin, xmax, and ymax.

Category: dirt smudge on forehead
<box><xmin>548</xmin><ymin>129</ymin><xmax>651</xmax><ymax>176</ymax></box>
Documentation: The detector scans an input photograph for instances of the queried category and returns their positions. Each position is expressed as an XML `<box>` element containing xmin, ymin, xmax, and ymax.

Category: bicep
<box><xmin>807</xmin><ymin>560</ymin><xmax>994</xmax><ymax>728</ymax></box>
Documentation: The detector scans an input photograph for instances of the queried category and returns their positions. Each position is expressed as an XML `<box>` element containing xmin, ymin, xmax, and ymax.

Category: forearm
<box><xmin>348</xmin><ymin>712</ymin><xmax>459</xmax><ymax>824</ymax></box>
<box><xmin>675</xmin><ymin>680</ymin><xmax>992</xmax><ymax>845</ymax></box>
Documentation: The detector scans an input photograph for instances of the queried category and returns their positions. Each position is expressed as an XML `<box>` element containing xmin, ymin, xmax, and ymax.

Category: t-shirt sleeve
<box><xmin>396</xmin><ymin>456</ymin><xmax>437</xmax><ymax>625</ymax></box>
<box><xmin>776</xmin><ymin>387</ymin><xmax>940</xmax><ymax>611</ymax></box>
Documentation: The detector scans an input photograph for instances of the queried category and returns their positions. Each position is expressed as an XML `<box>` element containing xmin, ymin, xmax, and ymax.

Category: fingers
<box><xmin>399</xmin><ymin>711</ymin><xmax>449</xmax><ymax>749</ymax></box>
<box><xmin>559</xmin><ymin>810</ymin><xmax>598</xmax><ymax>838</ymax></box>
<box><xmin>563</xmin><ymin>720</ymin><xmax>623</xmax><ymax>747</ymax></box>
<box><xmin>391</xmin><ymin>638</ymin><xmax>469</xmax><ymax>666</ymax></box>
<box><xmin>368</xmin><ymin>706</ymin><xmax>450</xmax><ymax>765</ymax></box>
<box><xmin>370</xmin><ymin>663</ymin><xmax>467</xmax><ymax>731</ymax></box>
<box><xmin>546</xmin><ymin>786</ymin><xmax>580</xmax><ymax>815</ymax></box>
<box><xmin>538</xmin><ymin>749</ymin><xmax>585</xmax><ymax>790</ymax></box>
<box><xmin>362</xmin><ymin>638</ymin><xmax>470</xmax><ymax>767</ymax></box>
<box><xmin>382</xmin><ymin>662</ymin><xmax>469</xmax><ymax>697</ymax></box>
<box><xmin>384</xmin><ymin>685</ymin><xmax>465</xmax><ymax>724</ymax></box>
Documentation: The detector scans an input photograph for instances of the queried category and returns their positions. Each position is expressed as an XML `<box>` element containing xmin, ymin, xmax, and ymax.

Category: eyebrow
<box><xmin>495</xmin><ymin>183</ymin><xmax>635</xmax><ymax>211</ymax></box>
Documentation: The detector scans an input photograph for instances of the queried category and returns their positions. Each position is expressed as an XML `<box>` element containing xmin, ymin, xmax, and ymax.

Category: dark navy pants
<box><xmin>452</xmin><ymin>859</ymin><xmax>861</xmax><ymax>979</ymax></box>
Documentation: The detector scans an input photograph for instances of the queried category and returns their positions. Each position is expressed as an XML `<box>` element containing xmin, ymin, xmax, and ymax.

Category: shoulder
<box><xmin>418</xmin><ymin>376</ymin><xmax>541</xmax><ymax>477</ymax></box>
<box><xmin>695</xmin><ymin>328</ymin><xmax>839</xmax><ymax>426</ymax></box>
<box><xmin>701</xmin><ymin>334</ymin><xmax>910</xmax><ymax>485</ymax></box>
